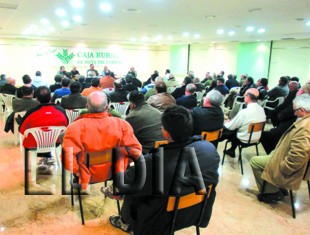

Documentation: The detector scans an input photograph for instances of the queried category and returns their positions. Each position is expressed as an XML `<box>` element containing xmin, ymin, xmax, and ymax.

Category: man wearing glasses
<box><xmin>251</xmin><ymin>94</ymin><xmax>310</xmax><ymax>202</ymax></box>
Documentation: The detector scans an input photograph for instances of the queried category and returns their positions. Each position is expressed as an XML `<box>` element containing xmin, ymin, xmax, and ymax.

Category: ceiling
<box><xmin>0</xmin><ymin>0</ymin><xmax>310</xmax><ymax>45</ymax></box>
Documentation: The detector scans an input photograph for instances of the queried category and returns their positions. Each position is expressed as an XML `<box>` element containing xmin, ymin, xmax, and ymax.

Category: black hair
<box><xmin>279</xmin><ymin>76</ymin><xmax>288</xmax><ymax>85</ymax></box>
<box><xmin>22</xmin><ymin>74</ymin><xmax>32</xmax><ymax>84</ymax></box>
<box><xmin>183</xmin><ymin>76</ymin><xmax>192</xmax><ymax>85</ymax></box>
<box><xmin>290</xmin><ymin>77</ymin><xmax>299</xmax><ymax>82</ymax></box>
<box><xmin>125</xmin><ymin>74</ymin><xmax>133</xmax><ymax>83</ymax></box>
<box><xmin>165</xmin><ymin>69</ymin><xmax>170</xmax><ymax>74</ymax></box>
<box><xmin>36</xmin><ymin>86</ymin><xmax>51</xmax><ymax>104</ymax></box>
<box><xmin>260</xmin><ymin>78</ymin><xmax>268</xmax><ymax>87</ymax></box>
<box><xmin>91</xmin><ymin>78</ymin><xmax>100</xmax><ymax>87</ymax></box>
<box><xmin>54</xmin><ymin>75</ymin><xmax>62</xmax><ymax>83</ymax></box>
<box><xmin>0</xmin><ymin>74</ymin><xmax>5</xmax><ymax>80</ymax></box>
<box><xmin>70</xmin><ymin>81</ymin><xmax>81</xmax><ymax>93</ymax></box>
<box><xmin>61</xmin><ymin>78</ymin><xmax>70</xmax><ymax>87</ymax></box>
<box><xmin>128</xmin><ymin>90</ymin><xmax>145</xmax><ymax>106</ymax></box>
<box><xmin>35</xmin><ymin>71</ymin><xmax>41</xmax><ymax>76</ymax></box>
<box><xmin>105</xmin><ymin>70</ymin><xmax>111</xmax><ymax>76</ymax></box>
<box><xmin>21</xmin><ymin>86</ymin><xmax>33</xmax><ymax>96</ymax></box>
<box><xmin>114</xmin><ymin>82</ymin><xmax>123</xmax><ymax>90</ymax></box>
<box><xmin>227</xmin><ymin>74</ymin><xmax>233</xmax><ymax>80</ymax></box>
<box><xmin>247</xmin><ymin>77</ymin><xmax>254</xmax><ymax>84</ymax></box>
<box><xmin>161</xmin><ymin>106</ymin><xmax>193</xmax><ymax>142</ymax></box>
<box><xmin>155</xmin><ymin>81</ymin><xmax>167</xmax><ymax>93</ymax></box>
<box><xmin>217</xmin><ymin>77</ymin><xmax>225</xmax><ymax>84</ymax></box>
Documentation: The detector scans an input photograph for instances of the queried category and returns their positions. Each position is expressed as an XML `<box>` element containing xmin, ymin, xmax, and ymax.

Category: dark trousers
<box><xmin>220</xmin><ymin>128</ymin><xmax>239</xmax><ymax>151</ymax></box>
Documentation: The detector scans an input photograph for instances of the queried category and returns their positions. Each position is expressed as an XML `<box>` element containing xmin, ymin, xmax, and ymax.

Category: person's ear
<box><xmin>130</xmin><ymin>102</ymin><xmax>135</xmax><ymax>110</ymax></box>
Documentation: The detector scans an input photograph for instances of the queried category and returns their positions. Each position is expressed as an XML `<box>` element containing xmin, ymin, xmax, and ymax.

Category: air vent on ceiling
<box><xmin>281</xmin><ymin>37</ymin><xmax>295</xmax><ymax>40</ymax></box>
<box><xmin>0</xmin><ymin>2</ymin><xmax>18</xmax><ymax>10</ymax></box>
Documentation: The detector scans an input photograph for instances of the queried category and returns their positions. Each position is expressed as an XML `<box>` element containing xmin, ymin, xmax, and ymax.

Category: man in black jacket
<box><xmin>109</xmin><ymin>106</ymin><xmax>220</xmax><ymax>235</ymax></box>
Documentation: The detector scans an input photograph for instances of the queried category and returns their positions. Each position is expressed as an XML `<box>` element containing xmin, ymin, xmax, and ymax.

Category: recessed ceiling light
<box><xmin>246</xmin><ymin>26</ymin><xmax>255</xmax><ymax>32</ymax></box>
<box><xmin>70</xmin><ymin>0</ymin><xmax>84</xmax><ymax>8</ymax></box>
<box><xmin>228</xmin><ymin>31</ymin><xmax>235</xmax><ymax>36</ymax></box>
<box><xmin>183</xmin><ymin>32</ymin><xmax>189</xmax><ymax>37</ymax></box>
<box><xmin>72</xmin><ymin>15</ymin><xmax>83</xmax><ymax>22</ymax></box>
<box><xmin>100</xmin><ymin>3</ymin><xmax>112</xmax><ymax>12</ymax></box>
<box><xmin>40</xmin><ymin>18</ymin><xmax>49</xmax><ymax>25</ymax></box>
<box><xmin>205</xmin><ymin>15</ymin><xmax>215</xmax><ymax>19</ymax></box>
<box><xmin>217</xmin><ymin>29</ymin><xmax>224</xmax><ymax>35</ymax></box>
<box><xmin>306</xmin><ymin>21</ymin><xmax>310</xmax><ymax>26</ymax></box>
<box><xmin>257</xmin><ymin>28</ymin><xmax>265</xmax><ymax>33</ymax></box>
<box><xmin>55</xmin><ymin>9</ymin><xmax>66</xmax><ymax>16</ymax></box>
<box><xmin>194</xmin><ymin>33</ymin><xmax>200</xmax><ymax>39</ymax></box>
<box><xmin>61</xmin><ymin>20</ymin><xmax>70</xmax><ymax>27</ymax></box>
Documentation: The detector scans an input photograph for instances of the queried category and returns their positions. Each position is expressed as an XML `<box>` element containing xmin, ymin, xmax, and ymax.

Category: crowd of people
<box><xmin>0</xmin><ymin>66</ymin><xmax>309</xmax><ymax>234</ymax></box>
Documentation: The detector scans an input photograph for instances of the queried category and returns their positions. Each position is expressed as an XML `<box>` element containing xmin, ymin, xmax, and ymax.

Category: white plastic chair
<box><xmin>23</xmin><ymin>126</ymin><xmax>66</xmax><ymax>182</ymax></box>
<box><xmin>103</xmin><ymin>88</ymin><xmax>114</xmax><ymax>95</ymax></box>
<box><xmin>65</xmin><ymin>109</ymin><xmax>82</xmax><ymax>125</ymax></box>
<box><xmin>0</xmin><ymin>93</ymin><xmax>14</xmax><ymax>122</ymax></box>
<box><xmin>55</xmin><ymin>98</ymin><xmax>62</xmax><ymax>105</ymax></box>
<box><xmin>14</xmin><ymin>111</ymin><xmax>26</xmax><ymax>145</ymax></box>
<box><xmin>109</xmin><ymin>102</ymin><xmax>130</xmax><ymax>119</ymax></box>
<box><xmin>195</xmin><ymin>91</ymin><xmax>205</xmax><ymax>106</ymax></box>
<box><xmin>263</xmin><ymin>96</ymin><xmax>285</xmax><ymax>111</ymax></box>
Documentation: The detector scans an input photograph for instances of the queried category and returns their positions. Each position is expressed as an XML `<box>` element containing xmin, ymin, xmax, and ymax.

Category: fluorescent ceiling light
<box><xmin>257</xmin><ymin>28</ymin><xmax>265</xmax><ymax>33</ymax></box>
<box><xmin>61</xmin><ymin>20</ymin><xmax>70</xmax><ymax>27</ymax></box>
<box><xmin>40</xmin><ymin>18</ymin><xmax>49</xmax><ymax>25</ymax></box>
<box><xmin>56</xmin><ymin>9</ymin><xmax>66</xmax><ymax>16</ymax></box>
<box><xmin>73</xmin><ymin>15</ymin><xmax>83</xmax><ymax>22</ymax></box>
<box><xmin>246</xmin><ymin>26</ymin><xmax>255</xmax><ymax>32</ymax></box>
<box><xmin>100</xmin><ymin>3</ymin><xmax>112</xmax><ymax>12</ymax></box>
<box><xmin>70</xmin><ymin>0</ymin><xmax>84</xmax><ymax>8</ymax></box>
<box><xmin>217</xmin><ymin>29</ymin><xmax>224</xmax><ymax>35</ymax></box>
<box><xmin>183</xmin><ymin>32</ymin><xmax>189</xmax><ymax>37</ymax></box>
<box><xmin>228</xmin><ymin>31</ymin><xmax>235</xmax><ymax>36</ymax></box>
<box><xmin>306</xmin><ymin>21</ymin><xmax>310</xmax><ymax>26</ymax></box>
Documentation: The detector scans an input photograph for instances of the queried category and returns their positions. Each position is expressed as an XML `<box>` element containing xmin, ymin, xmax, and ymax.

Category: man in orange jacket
<box><xmin>62</xmin><ymin>91</ymin><xmax>142</xmax><ymax>190</ymax></box>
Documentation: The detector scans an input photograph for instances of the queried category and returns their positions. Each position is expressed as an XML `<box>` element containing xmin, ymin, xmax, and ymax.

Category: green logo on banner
<box><xmin>56</xmin><ymin>49</ymin><xmax>75</xmax><ymax>64</ymax></box>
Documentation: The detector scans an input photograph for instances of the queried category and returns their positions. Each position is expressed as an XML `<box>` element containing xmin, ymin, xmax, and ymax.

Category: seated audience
<box><xmin>0</xmin><ymin>77</ymin><xmax>16</xmax><ymax>95</ymax></box>
<box><xmin>225</xmin><ymin>74</ymin><xmax>239</xmax><ymax>90</ymax></box>
<box><xmin>256</xmin><ymin>78</ymin><xmax>268</xmax><ymax>100</ymax></box>
<box><xmin>147</xmin><ymin>81</ymin><xmax>176</xmax><ymax>112</ymax></box>
<box><xmin>191</xmin><ymin>90</ymin><xmax>224</xmax><ymax>135</ymax></box>
<box><xmin>250</xmin><ymin>94</ymin><xmax>310</xmax><ymax>202</ymax></box>
<box><xmin>109</xmin><ymin>105</ymin><xmax>220</xmax><ymax>234</ymax></box>
<box><xmin>16</xmin><ymin>74</ymin><xmax>37</xmax><ymax>98</ymax></box>
<box><xmin>0</xmin><ymin>74</ymin><xmax>6</xmax><ymax>88</ymax></box>
<box><xmin>109</xmin><ymin>82</ymin><xmax>128</xmax><ymax>102</ymax></box>
<box><xmin>78</xmin><ymin>76</ymin><xmax>90</xmax><ymax>92</ymax></box>
<box><xmin>176</xmin><ymin>83</ymin><xmax>197</xmax><ymax>110</ymax></box>
<box><xmin>165</xmin><ymin>74</ymin><xmax>179</xmax><ymax>93</ymax></box>
<box><xmin>32</xmin><ymin>71</ymin><xmax>48</xmax><ymax>88</ymax></box>
<box><xmin>86</xmin><ymin>64</ymin><xmax>99</xmax><ymax>77</ymax></box>
<box><xmin>142</xmin><ymin>70</ymin><xmax>159</xmax><ymax>87</ymax></box>
<box><xmin>49</xmin><ymin>75</ymin><xmax>62</xmax><ymax>93</ymax></box>
<box><xmin>60</xmin><ymin>82</ymin><xmax>87</xmax><ymax>109</ymax></box>
<box><xmin>145</xmin><ymin>76</ymin><xmax>163</xmax><ymax>100</ymax></box>
<box><xmin>193</xmin><ymin>77</ymin><xmax>205</xmax><ymax>92</ymax></box>
<box><xmin>267</xmin><ymin>76</ymin><xmax>289</xmax><ymax>100</ymax></box>
<box><xmin>19</xmin><ymin>86</ymin><xmax>68</xmax><ymax>149</ymax></box>
<box><xmin>13</xmin><ymin>86</ymin><xmax>39</xmax><ymax>112</ymax></box>
<box><xmin>214</xmin><ymin>77</ymin><xmax>229</xmax><ymax>96</ymax></box>
<box><xmin>239</xmin><ymin>77</ymin><xmax>256</xmax><ymax>96</ymax></box>
<box><xmin>125</xmin><ymin>91</ymin><xmax>164</xmax><ymax>154</ymax></box>
<box><xmin>81</xmin><ymin>78</ymin><xmax>101</xmax><ymax>97</ymax></box>
<box><xmin>239</xmin><ymin>73</ymin><xmax>248</xmax><ymax>87</ymax></box>
<box><xmin>201</xmin><ymin>72</ymin><xmax>213</xmax><ymax>87</ymax></box>
<box><xmin>141</xmin><ymin>75</ymin><xmax>156</xmax><ymax>94</ymax></box>
<box><xmin>123</xmin><ymin>74</ymin><xmax>138</xmax><ymax>93</ymax></box>
<box><xmin>62</xmin><ymin>91</ymin><xmax>142</xmax><ymax>190</ymax></box>
<box><xmin>51</xmin><ymin>78</ymin><xmax>71</xmax><ymax>102</ymax></box>
<box><xmin>100</xmin><ymin>70</ymin><xmax>114</xmax><ymax>89</ymax></box>
<box><xmin>171</xmin><ymin>76</ymin><xmax>192</xmax><ymax>100</ymax></box>
<box><xmin>220</xmin><ymin>88</ymin><xmax>266</xmax><ymax>158</ymax></box>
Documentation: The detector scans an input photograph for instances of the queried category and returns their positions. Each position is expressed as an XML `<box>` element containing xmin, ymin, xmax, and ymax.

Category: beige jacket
<box><xmin>147</xmin><ymin>93</ymin><xmax>176</xmax><ymax>112</ymax></box>
<box><xmin>262</xmin><ymin>114</ymin><xmax>310</xmax><ymax>190</ymax></box>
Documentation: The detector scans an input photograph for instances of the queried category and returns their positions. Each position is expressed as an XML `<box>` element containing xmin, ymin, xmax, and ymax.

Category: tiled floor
<box><xmin>0</xmin><ymin>121</ymin><xmax>309</xmax><ymax>235</ymax></box>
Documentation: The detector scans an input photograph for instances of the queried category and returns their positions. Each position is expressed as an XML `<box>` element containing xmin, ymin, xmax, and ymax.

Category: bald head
<box><xmin>6</xmin><ymin>77</ymin><xmax>15</xmax><ymax>85</ymax></box>
<box><xmin>245</xmin><ymin>88</ymin><xmax>259</xmax><ymax>103</ymax></box>
<box><xmin>87</xmin><ymin>91</ymin><xmax>108</xmax><ymax>113</ymax></box>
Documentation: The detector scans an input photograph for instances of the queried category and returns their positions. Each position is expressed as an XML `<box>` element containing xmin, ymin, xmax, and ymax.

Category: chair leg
<box><xmin>289</xmin><ymin>190</ymin><xmax>296</xmax><ymax>219</ymax></box>
<box><xmin>255</xmin><ymin>144</ymin><xmax>259</xmax><ymax>156</ymax></box>
<box><xmin>117</xmin><ymin>200</ymin><xmax>121</xmax><ymax>215</ymax></box>
<box><xmin>71</xmin><ymin>185</ymin><xmax>74</xmax><ymax>206</ymax></box>
<box><xmin>221</xmin><ymin>141</ymin><xmax>230</xmax><ymax>165</ymax></box>
<box><xmin>238</xmin><ymin>147</ymin><xmax>244</xmax><ymax>175</ymax></box>
<box><xmin>307</xmin><ymin>180</ymin><xmax>310</xmax><ymax>199</ymax></box>
<box><xmin>261</xmin><ymin>181</ymin><xmax>266</xmax><ymax>194</ymax></box>
<box><xmin>196</xmin><ymin>225</ymin><xmax>200</xmax><ymax>235</ymax></box>
<box><xmin>77</xmin><ymin>187</ymin><xmax>85</xmax><ymax>225</ymax></box>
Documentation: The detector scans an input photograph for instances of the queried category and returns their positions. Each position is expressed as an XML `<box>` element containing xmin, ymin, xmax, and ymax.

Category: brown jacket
<box><xmin>262</xmin><ymin>114</ymin><xmax>310</xmax><ymax>190</ymax></box>
<box><xmin>147</xmin><ymin>93</ymin><xmax>176</xmax><ymax>112</ymax></box>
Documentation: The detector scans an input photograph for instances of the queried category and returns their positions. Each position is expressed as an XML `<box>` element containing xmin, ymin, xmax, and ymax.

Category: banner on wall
<box><xmin>35</xmin><ymin>47</ymin><xmax>123</xmax><ymax>66</ymax></box>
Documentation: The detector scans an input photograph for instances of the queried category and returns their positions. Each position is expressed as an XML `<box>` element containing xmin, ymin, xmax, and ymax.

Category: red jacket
<box><xmin>19</xmin><ymin>104</ymin><xmax>68</xmax><ymax>148</ymax></box>
<box><xmin>62</xmin><ymin>112</ymin><xmax>142</xmax><ymax>189</ymax></box>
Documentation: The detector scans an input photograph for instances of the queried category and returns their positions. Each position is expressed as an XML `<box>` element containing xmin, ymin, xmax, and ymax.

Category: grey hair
<box><xmin>193</xmin><ymin>77</ymin><xmax>200</xmax><ymax>83</ymax></box>
<box><xmin>87</xmin><ymin>91</ymin><xmax>108</xmax><ymax>113</ymax></box>
<box><xmin>186</xmin><ymin>83</ymin><xmax>196</xmax><ymax>94</ymax></box>
<box><xmin>206</xmin><ymin>90</ymin><xmax>223</xmax><ymax>107</ymax></box>
<box><xmin>293</xmin><ymin>94</ymin><xmax>310</xmax><ymax>112</ymax></box>
<box><xmin>155</xmin><ymin>76</ymin><xmax>163</xmax><ymax>83</ymax></box>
